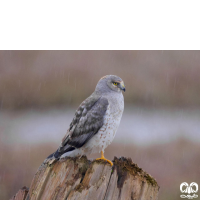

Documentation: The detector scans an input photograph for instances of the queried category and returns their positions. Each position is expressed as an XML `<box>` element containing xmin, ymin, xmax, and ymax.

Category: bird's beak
<box><xmin>120</xmin><ymin>81</ymin><xmax>126</xmax><ymax>92</ymax></box>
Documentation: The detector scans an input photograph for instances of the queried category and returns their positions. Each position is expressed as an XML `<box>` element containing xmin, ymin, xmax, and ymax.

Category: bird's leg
<box><xmin>96</xmin><ymin>151</ymin><xmax>113</xmax><ymax>166</ymax></box>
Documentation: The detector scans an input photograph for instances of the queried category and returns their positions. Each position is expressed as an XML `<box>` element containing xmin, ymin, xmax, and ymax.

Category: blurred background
<box><xmin>0</xmin><ymin>51</ymin><xmax>200</xmax><ymax>200</ymax></box>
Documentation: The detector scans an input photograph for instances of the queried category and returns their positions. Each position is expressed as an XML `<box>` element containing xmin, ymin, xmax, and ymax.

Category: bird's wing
<box><xmin>58</xmin><ymin>95</ymin><xmax>109</xmax><ymax>154</ymax></box>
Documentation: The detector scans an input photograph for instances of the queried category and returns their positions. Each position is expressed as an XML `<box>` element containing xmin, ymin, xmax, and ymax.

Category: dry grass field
<box><xmin>1</xmin><ymin>51</ymin><xmax>200</xmax><ymax>109</ymax></box>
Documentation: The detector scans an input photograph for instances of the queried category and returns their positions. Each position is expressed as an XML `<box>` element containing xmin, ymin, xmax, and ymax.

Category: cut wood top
<box><xmin>12</xmin><ymin>156</ymin><xmax>159</xmax><ymax>200</ymax></box>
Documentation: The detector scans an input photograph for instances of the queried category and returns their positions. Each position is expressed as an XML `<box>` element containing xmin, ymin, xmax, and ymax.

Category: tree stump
<box><xmin>11</xmin><ymin>156</ymin><xmax>159</xmax><ymax>200</ymax></box>
<box><xmin>10</xmin><ymin>186</ymin><xmax>29</xmax><ymax>200</ymax></box>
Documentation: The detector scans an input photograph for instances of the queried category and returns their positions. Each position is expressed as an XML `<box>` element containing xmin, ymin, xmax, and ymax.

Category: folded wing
<box><xmin>55</xmin><ymin>95</ymin><xmax>109</xmax><ymax>158</ymax></box>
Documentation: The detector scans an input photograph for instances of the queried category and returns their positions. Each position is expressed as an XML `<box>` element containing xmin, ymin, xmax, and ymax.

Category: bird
<box><xmin>45</xmin><ymin>75</ymin><xmax>125</xmax><ymax>166</ymax></box>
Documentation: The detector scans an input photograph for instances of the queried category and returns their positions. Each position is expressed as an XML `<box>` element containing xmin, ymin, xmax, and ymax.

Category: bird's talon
<box><xmin>96</xmin><ymin>151</ymin><xmax>113</xmax><ymax>166</ymax></box>
<box><xmin>106</xmin><ymin>159</ymin><xmax>113</xmax><ymax>166</ymax></box>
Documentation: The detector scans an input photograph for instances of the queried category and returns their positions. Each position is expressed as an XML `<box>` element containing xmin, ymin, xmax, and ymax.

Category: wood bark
<box><xmin>10</xmin><ymin>186</ymin><xmax>29</xmax><ymax>200</ymax></box>
<box><xmin>11</xmin><ymin>156</ymin><xmax>159</xmax><ymax>200</ymax></box>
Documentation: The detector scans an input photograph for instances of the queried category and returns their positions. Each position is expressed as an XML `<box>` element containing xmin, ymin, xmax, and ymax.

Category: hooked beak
<box><xmin>120</xmin><ymin>81</ymin><xmax>126</xmax><ymax>92</ymax></box>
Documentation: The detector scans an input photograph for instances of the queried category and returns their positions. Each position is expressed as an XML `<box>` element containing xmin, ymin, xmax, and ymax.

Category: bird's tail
<box><xmin>41</xmin><ymin>149</ymin><xmax>62</xmax><ymax>166</ymax></box>
<box><xmin>42</xmin><ymin>146</ymin><xmax>76</xmax><ymax>166</ymax></box>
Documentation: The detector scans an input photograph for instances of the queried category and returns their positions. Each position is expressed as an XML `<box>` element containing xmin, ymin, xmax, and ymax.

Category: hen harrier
<box><xmin>46</xmin><ymin>75</ymin><xmax>125</xmax><ymax>166</ymax></box>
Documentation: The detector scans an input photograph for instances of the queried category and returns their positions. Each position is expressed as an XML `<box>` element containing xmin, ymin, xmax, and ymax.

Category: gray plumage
<box><xmin>46</xmin><ymin>75</ymin><xmax>125</xmax><ymax>162</ymax></box>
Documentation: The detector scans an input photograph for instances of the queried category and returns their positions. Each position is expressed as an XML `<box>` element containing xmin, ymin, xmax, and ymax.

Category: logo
<box><xmin>180</xmin><ymin>182</ymin><xmax>198</xmax><ymax>199</ymax></box>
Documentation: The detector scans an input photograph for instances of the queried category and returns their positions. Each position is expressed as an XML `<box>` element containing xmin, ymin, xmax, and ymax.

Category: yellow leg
<box><xmin>96</xmin><ymin>151</ymin><xmax>113</xmax><ymax>166</ymax></box>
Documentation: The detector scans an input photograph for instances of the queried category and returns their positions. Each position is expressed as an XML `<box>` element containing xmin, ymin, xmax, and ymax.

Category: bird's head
<box><xmin>95</xmin><ymin>75</ymin><xmax>126</xmax><ymax>94</ymax></box>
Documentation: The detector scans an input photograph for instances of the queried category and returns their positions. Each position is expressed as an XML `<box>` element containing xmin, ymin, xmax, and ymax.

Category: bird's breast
<box><xmin>82</xmin><ymin>93</ymin><xmax>124</xmax><ymax>154</ymax></box>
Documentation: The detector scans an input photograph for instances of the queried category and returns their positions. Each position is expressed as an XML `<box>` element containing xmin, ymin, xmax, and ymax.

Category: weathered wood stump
<box><xmin>11</xmin><ymin>156</ymin><xmax>159</xmax><ymax>200</ymax></box>
<box><xmin>10</xmin><ymin>186</ymin><xmax>29</xmax><ymax>200</ymax></box>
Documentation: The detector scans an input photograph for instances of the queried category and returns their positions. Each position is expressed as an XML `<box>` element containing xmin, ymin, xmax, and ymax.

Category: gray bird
<box><xmin>46</xmin><ymin>75</ymin><xmax>125</xmax><ymax>166</ymax></box>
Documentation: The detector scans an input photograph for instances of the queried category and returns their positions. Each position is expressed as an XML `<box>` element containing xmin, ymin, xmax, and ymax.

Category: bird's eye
<box><xmin>113</xmin><ymin>82</ymin><xmax>118</xmax><ymax>86</ymax></box>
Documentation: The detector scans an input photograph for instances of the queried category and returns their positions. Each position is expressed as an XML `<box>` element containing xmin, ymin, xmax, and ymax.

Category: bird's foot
<box><xmin>96</xmin><ymin>151</ymin><xmax>113</xmax><ymax>166</ymax></box>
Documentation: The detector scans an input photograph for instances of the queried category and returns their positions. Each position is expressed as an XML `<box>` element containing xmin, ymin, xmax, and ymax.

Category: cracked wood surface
<box><xmin>11</xmin><ymin>156</ymin><xmax>159</xmax><ymax>200</ymax></box>
<box><xmin>10</xmin><ymin>187</ymin><xmax>29</xmax><ymax>200</ymax></box>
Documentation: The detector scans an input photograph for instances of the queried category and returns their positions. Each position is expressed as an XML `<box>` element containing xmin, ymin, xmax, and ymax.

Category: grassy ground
<box><xmin>1</xmin><ymin>51</ymin><xmax>200</xmax><ymax>109</ymax></box>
